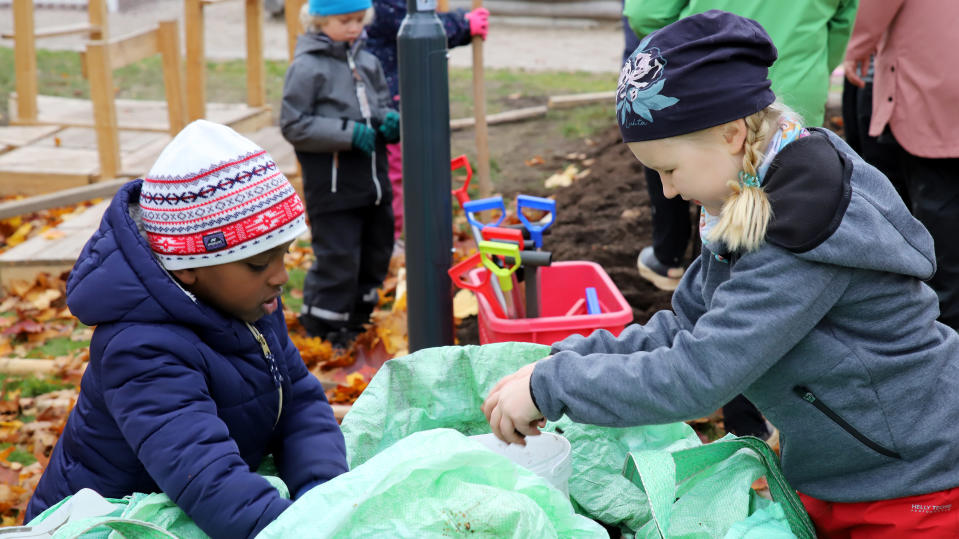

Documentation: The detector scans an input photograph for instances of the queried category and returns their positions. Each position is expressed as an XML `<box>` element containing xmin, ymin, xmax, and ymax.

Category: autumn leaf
<box><xmin>2</xmin><ymin>319</ymin><xmax>45</xmax><ymax>337</ymax></box>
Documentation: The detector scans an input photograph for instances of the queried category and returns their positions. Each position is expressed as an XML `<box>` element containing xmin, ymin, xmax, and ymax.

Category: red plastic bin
<box><xmin>467</xmin><ymin>261</ymin><xmax>633</xmax><ymax>345</ymax></box>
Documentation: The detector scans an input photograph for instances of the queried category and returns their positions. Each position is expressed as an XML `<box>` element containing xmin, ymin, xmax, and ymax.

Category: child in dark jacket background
<box><xmin>280</xmin><ymin>0</ymin><xmax>399</xmax><ymax>346</ymax></box>
<box><xmin>366</xmin><ymin>0</ymin><xmax>489</xmax><ymax>239</ymax></box>
<box><xmin>25</xmin><ymin>120</ymin><xmax>349</xmax><ymax>539</ymax></box>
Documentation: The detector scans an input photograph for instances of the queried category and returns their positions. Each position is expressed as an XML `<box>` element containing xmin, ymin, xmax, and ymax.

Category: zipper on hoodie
<box><xmin>793</xmin><ymin>386</ymin><xmax>901</xmax><ymax>459</ymax></box>
<box><xmin>246</xmin><ymin>322</ymin><xmax>283</xmax><ymax>427</ymax></box>
<box><xmin>347</xmin><ymin>48</ymin><xmax>383</xmax><ymax>206</ymax></box>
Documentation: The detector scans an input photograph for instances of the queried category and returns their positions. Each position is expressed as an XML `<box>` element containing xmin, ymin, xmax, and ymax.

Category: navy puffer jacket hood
<box><xmin>26</xmin><ymin>180</ymin><xmax>348</xmax><ymax>538</ymax></box>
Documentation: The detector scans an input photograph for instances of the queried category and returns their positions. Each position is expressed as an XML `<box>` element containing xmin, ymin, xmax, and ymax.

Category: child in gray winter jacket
<box><xmin>483</xmin><ymin>11</ymin><xmax>959</xmax><ymax>537</ymax></box>
<box><xmin>280</xmin><ymin>0</ymin><xmax>398</xmax><ymax>347</ymax></box>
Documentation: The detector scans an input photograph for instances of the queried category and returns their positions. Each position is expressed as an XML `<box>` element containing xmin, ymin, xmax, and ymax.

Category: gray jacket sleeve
<box><xmin>280</xmin><ymin>61</ymin><xmax>356</xmax><ymax>153</ymax></box>
<box><xmin>549</xmin><ymin>256</ymin><xmax>708</xmax><ymax>356</ymax></box>
<box><xmin>531</xmin><ymin>245</ymin><xmax>848</xmax><ymax>426</ymax></box>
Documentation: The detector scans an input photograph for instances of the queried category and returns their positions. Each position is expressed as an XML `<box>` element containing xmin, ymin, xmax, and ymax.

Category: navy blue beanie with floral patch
<box><xmin>617</xmin><ymin>10</ymin><xmax>778</xmax><ymax>143</ymax></box>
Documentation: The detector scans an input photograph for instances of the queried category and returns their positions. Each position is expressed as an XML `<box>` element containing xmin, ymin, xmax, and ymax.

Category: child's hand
<box><xmin>465</xmin><ymin>8</ymin><xmax>490</xmax><ymax>40</ymax></box>
<box><xmin>481</xmin><ymin>362</ymin><xmax>544</xmax><ymax>445</ymax></box>
<box><xmin>378</xmin><ymin>111</ymin><xmax>401</xmax><ymax>143</ymax></box>
<box><xmin>351</xmin><ymin>123</ymin><xmax>376</xmax><ymax>155</ymax></box>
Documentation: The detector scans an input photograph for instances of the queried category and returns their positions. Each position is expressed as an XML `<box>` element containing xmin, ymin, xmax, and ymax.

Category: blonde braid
<box><xmin>707</xmin><ymin>108</ymin><xmax>775</xmax><ymax>252</ymax></box>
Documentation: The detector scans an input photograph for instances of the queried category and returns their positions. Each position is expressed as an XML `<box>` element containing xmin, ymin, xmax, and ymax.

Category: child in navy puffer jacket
<box><xmin>25</xmin><ymin>120</ymin><xmax>348</xmax><ymax>539</ymax></box>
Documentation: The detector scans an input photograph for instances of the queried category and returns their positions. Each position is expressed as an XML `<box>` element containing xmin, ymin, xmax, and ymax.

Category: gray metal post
<box><xmin>398</xmin><ymin>0</ymin><xmax>454</xmax><ymax>351</ymax></box>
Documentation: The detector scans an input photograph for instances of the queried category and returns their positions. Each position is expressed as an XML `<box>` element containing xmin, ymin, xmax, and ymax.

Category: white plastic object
<box><xmin>470</xmin><ymin>432</ymin><xmax>573</xmax><ymax>496</ymax></box>
<box><xmin>0</xmin><ymin>488</ymin><xmax>118</xmax><ymax>538</ymax></box>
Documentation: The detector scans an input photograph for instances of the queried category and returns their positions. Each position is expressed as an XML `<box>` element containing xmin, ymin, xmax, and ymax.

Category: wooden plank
<box><xmin>0</xmin><ymin>200</ymin><xmax>110</xmax><ymax>288</ymax></box>
<box><xmin>471</xmin><ymin>0</ymin><xmax>491</xmax><ymax>198</ymax></box>
<box><xmin>184</xmin><ymin>0</ymin><xmax>207</xmax><ymax>121</ymax></box>
<box><xmin>0</xmin><ymin>200</ymin><xmax>109</xmax><ymax>264</ymax></box>
<box><xmin>12</xmin><ymin>0</ymin><xmax>39</xmax><ymax>123</ymax></box>
<box><xmin>86</xmin><ymin>40</ymin><xmax>121</xmax><ymax>179</ymax></box>
<box><xmin>285</xmin><ymin>0</ymin><xmax>306</xmax><ymax>62</ymax></box>
<box><xmin>2</xmin><ymin>22</ymin><xmax>97</xmax><ymax>40</ymax></box>
<box><xmin>157</xmin><ymin>20</ymin><xmax>187</xmax><ymax>136</ymax></box>
<box><xmin>450</xmin><ymin>105</ymin><xmax>548</xmax><ymax>131</ymax></box>
<box><xmin>548</xmin><ymin>90</ymin><xmax>616</xmax><ymax>109</ymax></box>
<box><xmin>88</xmin><ymin>0</ymin><xmax>108</xmax><ymax>40</ymax></box>
<box><xmin>0</xmin><ymin>146</ymin><xmax>100</xmax><ymax>196</ymax></box>
<box><xmin>246</xmin><ymin>0</ymin><xmax>267</xmax><ymax>108</ymax></box>
<box><xmin>105</xmin><ymin>28</ymin><xmax>158</xmax><ymax>71</ymax></box>
<box><xmin>214</xmin><ymin>105</ymin><xmax>273</xmax><ymax>134</ymax></box>
<box><xmin>0</xmin><ymin>179</ymin><xmax>128</xmax><ymax>220</ymax></box>
<box><xmin>0</xmin><ymin>125</ymin><xmax>62</xmax><ymax>148</ymax></box>
<box><xmin>10</xmin><ymin>95</ymin><xmax>265</xmax><ymax>134</ymax></box>
<box><xmin>119</xmin><ymin>134</ymin><xmax>171</xmax><ymax>177</ymax></box>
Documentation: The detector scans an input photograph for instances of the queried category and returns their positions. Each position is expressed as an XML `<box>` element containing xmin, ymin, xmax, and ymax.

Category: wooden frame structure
<box><xmin>3</xmin><ymin>0</ymin><xmax>108</xmax><ymax>125</ymax></box>
<box><xmin>284</xmin><ymin>0</ymin><xmax>307</xmax><ymax>61</ymax></box>
<box><xmin>85</xmin><ymin>20</ymin><xmax>186</xmax><ymax>179</ymax></box>
<box><xmin>184</xmin><ymin>0</ymin><xmax>267</xmax><ymax>122</ymax></box>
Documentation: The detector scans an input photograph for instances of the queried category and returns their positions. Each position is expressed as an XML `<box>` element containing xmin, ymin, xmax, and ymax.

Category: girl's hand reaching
<box><xmin>481</xmin><ymin>362</ymin><xmax>546</xmax><ymax>445</ymax></box>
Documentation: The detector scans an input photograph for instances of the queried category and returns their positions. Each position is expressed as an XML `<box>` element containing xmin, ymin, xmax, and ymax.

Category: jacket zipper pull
<box><xmin>246</xmin><ymin>322</ymin><xmax>284</xmax><ymax>427</ymax></box>
<box><xmin>793</xmin><ymin>385</ymin><xmax>816</xmax><ymax>403</ymax></box>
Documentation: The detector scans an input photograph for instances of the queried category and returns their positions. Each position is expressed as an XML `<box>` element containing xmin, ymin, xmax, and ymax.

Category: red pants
<box><xmin>800</xmin><ymin>487</ymin><xmax>959</xmax><ymax>538</ymax></box>
<box><xmin>386</xmin><ymin>142</ymin><xmax>403</xmax><ymax>240</ymax></box>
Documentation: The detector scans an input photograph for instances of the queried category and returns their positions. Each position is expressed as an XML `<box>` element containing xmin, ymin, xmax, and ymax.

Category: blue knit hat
<box><xmin>308</xmin><ymin>0</ymin><xmax>370</xmax><ymax>16</ymax></box>
<box><xmin>617</xmin><ymin>10</ymin><xmax>778</xmax><ymax>143</ymax></box>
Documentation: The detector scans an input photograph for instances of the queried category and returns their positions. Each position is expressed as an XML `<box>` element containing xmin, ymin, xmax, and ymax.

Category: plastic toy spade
<box><xmin>463</xmin><ymin>196</ymin><xmax>507</xmax><ymax>231</ymax></box>
<box><xmin>478</xmin><ymin>240</ymin><xmax>523</xmax><ymax>318</ymax></box>
<box><xmin>516</xmin><ymin>195</ymin><xmax>556</xmax><ymax>249</ymax></box>
<box><xmin>448</xmin><ymin>252</ymin><xmax>506</xmax><ymax>318</ymax></box>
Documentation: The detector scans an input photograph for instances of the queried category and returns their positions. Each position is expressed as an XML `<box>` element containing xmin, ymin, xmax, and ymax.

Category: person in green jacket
<box><xmin>624</xmin><ymin>0</ymin><xmax>858</xmax><ymax>127</ymax></box>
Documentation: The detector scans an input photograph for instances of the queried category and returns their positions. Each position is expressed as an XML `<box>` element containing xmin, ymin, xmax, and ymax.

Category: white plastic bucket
<box><xmin>470</xmin><ymin>432</ymin><xmax>572</xmax><ymax>496</ymax></box>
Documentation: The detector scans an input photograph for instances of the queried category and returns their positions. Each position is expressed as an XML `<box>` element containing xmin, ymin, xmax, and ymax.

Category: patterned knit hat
<box><xmin>617</xmin><ymin>10</ymin><xmax>778</xmax><ymax>143</ymax></box>
<box><xmin>308</xmin><ymin>0</ymin><xmax>370</xmax><ymax>16</ymax></box>
<box><xmin>138</xmin><ymin>120</ymin><xmax>307</xmax><ymax>270</ymax></box>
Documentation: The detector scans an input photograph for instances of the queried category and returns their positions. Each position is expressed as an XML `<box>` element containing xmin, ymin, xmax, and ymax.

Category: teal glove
<box><xmin>351</xmin><ymin>123</ymin><xmax>376</xmax><ymax>155</ymax></box>
<box><xmin>378</xmin><ymin>111</ymin><xmax>401</xmax><ymax>143</ymax></box>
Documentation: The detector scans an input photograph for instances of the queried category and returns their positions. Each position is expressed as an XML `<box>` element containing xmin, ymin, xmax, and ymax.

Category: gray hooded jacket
<box><xmin>280</xmin><ymin>32</ymin><xmax>392</xmax><ymax>213</ymax></box>
<box><xmin>532</xmin><ymin>128</ymin><xmax>959</xmax><ymax>503</ymax></box>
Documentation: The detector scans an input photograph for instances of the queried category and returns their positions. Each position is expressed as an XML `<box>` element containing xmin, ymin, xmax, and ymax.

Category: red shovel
<box><xmin>448</xmin><ymin>252</ymin><xmax>506</xmax><ymax>319</ymax></box>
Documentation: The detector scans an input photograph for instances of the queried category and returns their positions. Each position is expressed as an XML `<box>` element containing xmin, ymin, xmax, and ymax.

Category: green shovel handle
<box><xmin>478</xmin><ymin>241</ymin><xmax>521</xmax><ymax>291</ymax></box>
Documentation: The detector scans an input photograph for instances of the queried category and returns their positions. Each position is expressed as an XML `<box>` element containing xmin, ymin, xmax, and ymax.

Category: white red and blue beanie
<box><xmin>308</xmin><ymin>0</ymin><xmax>370</xmax><ymax>16</ymax></box>
<box><xmin>617</xmin><ymin>10</ymin><xmax>778</xmax><ymax>143</ymax></box>
<box><xmin>138</xmin><ymin>119</ymin><xmax>307</xmax><ymax>270</ymax></box>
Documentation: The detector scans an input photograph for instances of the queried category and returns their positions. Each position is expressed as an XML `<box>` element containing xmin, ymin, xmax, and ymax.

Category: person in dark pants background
<box><xmin>845</xmin><ymin>0</ymin><xmax>959</xmax><ymax>331</ymax></box>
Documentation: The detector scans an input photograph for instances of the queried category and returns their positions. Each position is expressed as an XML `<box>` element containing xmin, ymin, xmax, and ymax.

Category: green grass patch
<box><xmin>25</xmin><ymin>337</ymin><xmax>90</xmax><ymax>359</ymax></box>
<box><xmin>0</xmin><ymin>443</ymin><xmax>37</xmax><ymax>466</ymax></box>
<box><xmin>282</xmin><ymin>267</ymin><xmax>307</xmax><ymax>314</ymax></box>
<box><xmin>2</xmin><ymin>46</ymin><xmax>617</xmax><ymax>129</ymax></box>
<box><xmin>447</xmin><ymin>67</ymin><xmax>618</xmax><ymax>118</ymax></box>
<box><xmin>2</xmin><ymin>375</ymin><xmax>74</xmax><ymax>399</ymax></box>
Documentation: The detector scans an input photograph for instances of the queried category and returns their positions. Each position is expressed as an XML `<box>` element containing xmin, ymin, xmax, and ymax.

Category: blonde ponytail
<box><xmin>707</xmin><ymin>106</ymin><xmax>778</xmax><ymax>252</ymax></box>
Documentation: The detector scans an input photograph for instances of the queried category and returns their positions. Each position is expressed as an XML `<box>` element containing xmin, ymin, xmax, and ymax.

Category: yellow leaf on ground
<box><xmin>453</xmin><ymin>289</ymin><xmax>479</xmax><ymax>319</ymax></box>
<box><xmin>25</xmin><ymin>288</ymin><xmax>61</xmax><ymax>311</ymax></box>
<box><xmin>7</xmin><ymin>279</ymin><xmax>33</xmax><ymax>297</ymax></box>
<box><xmin>6</xmin><ymin>222</ymin><xmax>33</xmax><ymax>247</ymax></box>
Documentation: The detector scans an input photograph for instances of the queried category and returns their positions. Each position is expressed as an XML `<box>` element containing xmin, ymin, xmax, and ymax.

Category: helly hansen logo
<box><xmin>202</xmin><ymin>231</ymin><xmax>228</xmax><ymax>252</ymax></box>
<box><xmin>910</xmin><ymin>503</ymin><xmax>952</xmax><ymax>513</ymax></box>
